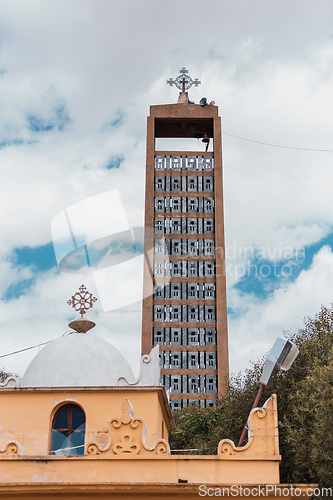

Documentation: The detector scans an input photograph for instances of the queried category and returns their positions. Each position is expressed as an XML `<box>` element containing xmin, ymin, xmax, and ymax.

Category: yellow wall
<box><xmin>0</xmin><ymin>387</ymin><xmax>171</xmax><ymax>456</ymax></box>
<box><xmin>0</xmin><ymin>390</ymin><xmax>316</xmax><ymax>499</ymax></box>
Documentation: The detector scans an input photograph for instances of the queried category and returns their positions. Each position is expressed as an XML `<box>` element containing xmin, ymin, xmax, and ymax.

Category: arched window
<box><xmin>51</xmin><ymin>404</ymin><xmax>85</xmax><ymax>455</ymax></box>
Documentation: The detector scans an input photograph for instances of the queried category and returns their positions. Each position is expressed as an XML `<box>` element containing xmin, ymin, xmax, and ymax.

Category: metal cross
<box><xmin>167</xmin><ymin>67</ymin><xmax>201</xmax><ymax>93</ymax></box>
<box><xmin>67</xmin><ymin>284</ymin><xmax>97</xmax><ymax>317</ymax></box>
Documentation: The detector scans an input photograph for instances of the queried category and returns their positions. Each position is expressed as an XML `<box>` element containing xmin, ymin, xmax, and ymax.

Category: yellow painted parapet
<box><xmin>0</xmin><ymin>390</ymin><xmax>316</xmax><ymax>499</ymax></box>
<box><xmin>218</xmin><ymin>394</ymin><xmax>280</xmax><ymax>459</ymax></box>
<box><xmin>86</xmin><ymin>398</ymin><xmax>170</xmax><ymax>456</ymax></box>
<box><xmin>0</xmin><ymin>387</ymin><xmax>172</xmax><ymax>456</ymax></box>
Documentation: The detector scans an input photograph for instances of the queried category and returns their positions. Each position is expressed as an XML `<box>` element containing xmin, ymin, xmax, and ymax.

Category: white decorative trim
<box><xmin>0</xmin><ymin>377</ymin><xmax>21</xmax><ymax>389</ymax></box>
<box><xmin>117</xmin><ymin>346</ymin><xmax>160</xmax><ymax>387</ymax></box>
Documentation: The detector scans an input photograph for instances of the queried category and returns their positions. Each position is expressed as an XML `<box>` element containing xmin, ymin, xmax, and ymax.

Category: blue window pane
<box><xmin>51</xmin><ymin>430</ymin><xmax>67</xmax><ymax>455</ymax></box>
<box><xmin>51</xmin><ymin>404</ymin><xmax>85</xmax><ymax>455</ymax></box>
<box><xmin>71</xmin><ymin>406</ymin><xmax>85</xmax><ymax>429</ymax></box>
<box><xmin>53</xmin><ymin>406</ymin><xmax>68</xmax><ymax>429</ymax></box>
<box><xmin>70</xmin><ymin>425</ymin><xmax>85</xmax><ymax>455</ymax></box>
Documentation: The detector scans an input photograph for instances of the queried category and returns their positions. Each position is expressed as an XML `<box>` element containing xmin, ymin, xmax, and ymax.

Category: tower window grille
<box><xmin>171</xmin><ymin>400</ymin><xmax>181</xmax><ymax>410</ymax></box>
<box><xmin>206</xmin><ymin>376</ymin><xmax>217</xmax><ymax>393</ymax></box>
<box><xmin>188</xmin><ymin>177</ymin><xmax>197</xmax><ymax>191</ymax></box>
<box><xmin>154</xmin><ymin>239</ymin><xmax>164</xmax><ymax>254</ymax></box>
<box><xmin>188</xmin><ymin>219</ymin><xmax>197</xmax><ymax>234</ymax></box>
<box><xmin>172</xmin><ymin>240</ymin><xmax>181</xmax><ymax>255</ymax></box>
<box><xmin>188</xmin><ymin>198</ymin><xmax>198</xmax><ymax>212</ymax></box>
<box><xmin>187</xmin><ymin>157</ymin><xmax>197</xmax><ymax>170</ymax></box>
<box><xmin>171</xmin><ymin>306</ymin><xmax>181</xmax><ymax>321</ymax></box>
<box><xmin>155</xmin><ymin>177</ymin><xmax>165</xmax><ymax>191</ymax></box>
<box><xmin>206</xmin><ymin>352</ymin><xmax>216</xmax><ymax>368</ymax></box>
<box><xmin>188</xmin><ymin>306</ymin><xmax>198</xmax><ymax>321</ymax></box>
<box><xmin>171</xmin><ymin>328</ymin><xmax>181</xmax><ymax>345</ymax></box>
<box><xmin>171</xmin><ymin>262</ymin><xmax>181</xmax><ymax>277</ymax></box>
<box><xmin>154</xmin><ymin>306</ymin><xmax>165</xmax><ymax>321</ymax></box>
<box><xmin>154</xmin><ymin>284</ymin><xmax>164</xmax><ymax>298</ymax></box>
<box><xmin>188</xmin><ymin>376</ymin><xmax>199</xmax><ymax>393</ymax></box>
<box><xmin>171</xmin><ymin>157</ymin><xmax>181</xmax><ymax>170</ymax></box>
<box><xmin>205</xmin><ymin>262</ymin><xmax>214</xmax><ymax>276</ymax></box>
<box><xmin>155</xmin><ymin>198</ymin><xmax>164</xmax><ymax>211</ymax></box>
<box><xmin>172</xmin><ymin>177</ymin><xmax>181</xmax><ymax>191</ymax></box>
<box><xmin>205</xmin><ymin>329</ymin><xmax>216</xmax><ymax>344</ymax></box>
<box><xmin>205</xmin><ymin>307</ymin><xmax>215</xmax><ymax>321</ymax></box>
<box><xmin>155</xmin><ymin>157</ymin><xmax>165</xmax><ymax>170</ymax></box>
<box><xmin>202</xmin><ymin>157</ymin><xmax>213</xmax><ymax>170</ymax></box>
<box><xmin>204</xmin><ymin>219</ymin><xmax>214</xmax><ymax>233</ymax></box>
<box><xmin>170</xmin><ymin>354</ymin><xmax>181</xmax><ymax>369</ymax></box>
<box><xmin>204</xmin><ymin>198</ymin><xmax>214</xmax><ymax>212</ymax></box>
<box><xmin>203</xmin><ymin>177</ymin><xmax>213</xmax><ymax>191</ymax></box>
<box><xmin>188</xmin><ymin>240</ymin><xmax>198</xmax><ymax>255</ymax></box>
<box><xmin>155</xmin><ymin>219</ymin><xmax>164</xmax><ymax>233</ymax></box>
<box><xmin>204</xmin><ymin>240</ymin><xmax>214</xmax><ymax>255</ymax></box>
<box><xmin>171</xmin><ymin>284</ymin><xmax>181</xmax><ymax>299</ymax></box>
<box><xmin>188</xmin><ymin>329</ymin><xmax>199</xmax><ymax>345</ymax></box>
<box><xmin>171</xmin><ymin>198</ymin><xmax>181</xmax><ymax>212</ymax></box>
<box><xmin>188</xmin><ymin>262</ymin><xmax>197</xmax><ymax>277</ymax></box>
<box><xmin>171</xmin><ymin>218</ymin><xmax>181</xmax><ymax>234</ymax></box>
<box><xmin>154</xmin><ymin>261</ymin><xmax>164</xmax><ymax>277</ymax></box>
<box><xmin>171</xmin><ymin>379</ymin><xmax>181</xmax><ymax>393</ymax></box>
<box><xmin>188</xmin><ymin>352</ymin><xmax>199</xmax><ymax>368</ymax></box>
<box><xmin>153</xmin><ymin>328</ymin><xmax>164</xmax><ymax>344</ymax></box>
<box><xmin>205</xmin><ymin>284</ymin><xmax>215</xmax><ymax>298</ymax></box>
<box><xmin>188</xmin><ymin>284</ymin><xmax>197</xmax><ymax>298</ymax></box>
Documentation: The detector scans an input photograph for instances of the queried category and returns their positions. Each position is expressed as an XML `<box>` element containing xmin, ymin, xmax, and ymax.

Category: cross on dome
<box><xmin>67</xmin><ymin>284</ymin><xmax>97</xmax><ymax>333</ymax></box>
<box><xmin>67</xmin><ymin>284</ymin><xmax>97</xmax><ymax>317</ymax></box>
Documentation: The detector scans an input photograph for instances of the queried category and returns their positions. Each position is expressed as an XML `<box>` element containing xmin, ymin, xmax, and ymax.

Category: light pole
<box><xmin>237</xmin><ymin>337</ymin><xmax>299</xmax><ymax>447</ymax></box>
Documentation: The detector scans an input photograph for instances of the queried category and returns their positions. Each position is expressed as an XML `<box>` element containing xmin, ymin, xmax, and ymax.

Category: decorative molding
<box><xmin>117</xmin><ymin>346</ymin><xmax>160</xmax><ymax>387</ymax></box>
<box><xmin>0</xmin><ymin>377</ymin><xmax>21</xmax><ymax>389</ymax></box>
<box><xmin>87</xmin><ymin>398</ymin><xmax>169</xmax><ymax>456</ymax></box>
<box><xmin>217</xmin><ymin>395</ymin><xmax>280</xmax><ymax>458</ymax></box>
<box><xmin>0</xmin><ymin>441</ymin><xmax>20</xmax><ymax>455</ymax></box>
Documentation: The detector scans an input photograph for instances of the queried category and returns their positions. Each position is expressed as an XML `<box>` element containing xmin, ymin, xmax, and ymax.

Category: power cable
<box><xmin>0</xmin><ymin>331</ymin><xmax>73</xmax><ymax>359</ymax></box>
<box><xmin>222</xmin><ymin>131</ymin><xmax>333</xmax><ymax>152</ymax></box>
<box><xmin>0</xmin><ymin>342</ymin><xmax>51</xmax><ymax>359</ymax></box>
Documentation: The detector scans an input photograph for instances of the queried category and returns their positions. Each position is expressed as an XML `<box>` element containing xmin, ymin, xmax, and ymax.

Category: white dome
<box><xmin>21</xmin><ymin>333</ymin><xmax>135</xmax><ymax>388</ymax></box>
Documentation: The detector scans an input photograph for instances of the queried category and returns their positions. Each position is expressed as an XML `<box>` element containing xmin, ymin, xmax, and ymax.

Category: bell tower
<box><xmin>141</xmin><ymin>69</ymin><xmax>228</xmax><ymax>410</ymax></box>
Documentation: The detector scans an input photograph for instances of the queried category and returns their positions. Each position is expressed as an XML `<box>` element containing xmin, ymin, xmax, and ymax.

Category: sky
<box><xmin>1</xmin><ymin>0</ymin><xmax>333</xmax><ymax>379</ymax></box>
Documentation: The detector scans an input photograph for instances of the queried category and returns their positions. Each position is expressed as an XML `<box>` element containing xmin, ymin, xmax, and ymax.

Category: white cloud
<box><xmin>228</xmin><ymin>246</ymin><xmax>333</xmax><ymax>372</ymax></box>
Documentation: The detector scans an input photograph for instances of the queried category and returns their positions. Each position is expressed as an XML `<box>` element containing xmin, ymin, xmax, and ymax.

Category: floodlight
<box><xmin>238</xmin><ymin>336</ymin><xmax>299</xmax><ymax>447</ymax></box>
<box><xmin>260</xmin><ymin>337</ymin><xmax>299</xmax><ymax>387</ymax></box>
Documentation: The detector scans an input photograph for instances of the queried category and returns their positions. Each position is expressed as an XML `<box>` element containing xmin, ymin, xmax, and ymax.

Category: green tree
<box><xmin>169</xmin><ymin>304</ymin><xmax>333</xmax><ymax>487</ymax></box>
<box><xmin>275</xmin><ymin>305</ymin><xmax>333</xmax><ymax>485</ymax></box>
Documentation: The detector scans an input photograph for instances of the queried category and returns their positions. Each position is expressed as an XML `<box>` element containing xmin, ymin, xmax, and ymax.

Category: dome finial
<box><xmin>67</xmin><ymin>284</ymin><xmax>97</xmax><ymax>333</ymax></box>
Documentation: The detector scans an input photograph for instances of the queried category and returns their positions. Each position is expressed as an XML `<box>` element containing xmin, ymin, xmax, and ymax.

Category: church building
<box><xmin>0</xmin><ymin>291</ymin><xmax>314</xmax><ymax>498</ymax></box>
<box><xmin>0</xmin><ymin>73</ymin><xmax>315</xmax><ymax>499</ymax></box>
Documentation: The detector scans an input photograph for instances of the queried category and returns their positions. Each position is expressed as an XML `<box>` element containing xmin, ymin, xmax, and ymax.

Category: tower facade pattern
<box><xmin>142</xmin><ymin>101</ymin><xmax>228</xmax><ymax>410</ymax></box>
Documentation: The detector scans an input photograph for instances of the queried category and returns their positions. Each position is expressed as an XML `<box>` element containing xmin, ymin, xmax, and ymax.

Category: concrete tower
<box><xmin>141</xmin><ymin>69</ymin><xmax>228</xmax><ymax>410</ymax></box>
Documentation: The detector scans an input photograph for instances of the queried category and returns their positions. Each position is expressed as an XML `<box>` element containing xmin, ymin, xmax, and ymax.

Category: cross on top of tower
<box><xmin>166</xmin><ymin>67</ymin><xmax>201</xmax><ymax>93</ymax></box>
